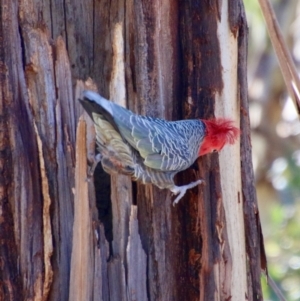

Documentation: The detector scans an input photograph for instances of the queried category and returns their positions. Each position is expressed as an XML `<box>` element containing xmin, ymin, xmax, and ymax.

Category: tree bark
<box><xmin>0</xmin><ymin>0</ymin><xmax>265</xmax><ymax>301</ymax></box>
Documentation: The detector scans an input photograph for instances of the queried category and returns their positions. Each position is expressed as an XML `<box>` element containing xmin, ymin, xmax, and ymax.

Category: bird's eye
<box><xmin>213</xmin><ymin>149</ymin><xmax>217</xmax><ymax>153</ymax></box>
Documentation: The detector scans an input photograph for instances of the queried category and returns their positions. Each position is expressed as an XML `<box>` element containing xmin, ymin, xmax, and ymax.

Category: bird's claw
<box><xmin>171</xmin><ymin>179</ymin><xmax>204</xmax><ymax>206</ymax></box>
<box><xmin>86</xmin><ymin>153</ymin><xmax>102</xmax><ymax>181</ymax></box>
<box><xmin>172</xmin><ymin>191</ymin><xmax>185</xmax><ymax>206</ymax></box>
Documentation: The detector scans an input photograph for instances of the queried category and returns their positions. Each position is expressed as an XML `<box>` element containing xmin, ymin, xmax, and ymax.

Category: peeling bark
<box><xmin>238</xmin><ymin>6</ymin><xmax>266</xmax><ymax>301</ymax></box>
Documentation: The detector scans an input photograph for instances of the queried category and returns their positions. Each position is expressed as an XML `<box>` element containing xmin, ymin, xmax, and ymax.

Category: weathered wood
<box><xmin>238</xmin><ymin>4</ymin><xmax>266</xmax><ymax>300</ymax></box>
<box><xmin>33</xmin><ymin>121</ymin><xmax>54</xmax><ymax>300</ymax></box>
<box><xmin>1</xmin><ymin>1</ymin><xmax>45</xmax><ymax>299</ymax></box>
<box><xmin>51</xmin><ymin>36</ymin><xmax>76</xmax><ymax>301</ymax></box>
<box><xmin>69</xmin><ymin>117</ymin><xmax>94</xmax><ymax>301</ymax></box>
<box><xmin>127</xmin><ymin>206</ymin><xmax>147</xmax><ymax>301</ymax></box>
<box><xmin>215</xmin><ymin>1</ymin><xmax>247</xmax><ymax>300</ymax></box>
<box><xmin>178</xmin><ymin>1</ymin><xmax>232</xmax><ymax>300</ymax></box>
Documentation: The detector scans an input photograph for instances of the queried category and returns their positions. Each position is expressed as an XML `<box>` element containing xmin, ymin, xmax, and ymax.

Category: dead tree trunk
<box><xmin>0</xmin><ymin>0</ymin><xmax>265</xmax><ymax>300</ymax></box>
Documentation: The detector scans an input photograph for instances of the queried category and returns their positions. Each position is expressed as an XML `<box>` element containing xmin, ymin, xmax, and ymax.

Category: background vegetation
<box><xmin>244</xmin><ymin>0</ymin><xmax>300</xmax><ymax>300</ymax></box>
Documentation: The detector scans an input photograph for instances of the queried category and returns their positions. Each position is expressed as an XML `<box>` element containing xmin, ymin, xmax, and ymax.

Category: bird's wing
<box><xmin>112</xmin><ymin>110</ymin><xmax>194</xmax><ymax>172</ymax></box>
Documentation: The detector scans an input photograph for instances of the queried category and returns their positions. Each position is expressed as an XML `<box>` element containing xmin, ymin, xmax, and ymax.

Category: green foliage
<box><xmin>262</xmin><ymin>154</ymin><xmax>300</xmax><ymax>301</ymax></box>
<box><xmin>244</xmin><ymin>0</ymin><xmax>264</xmax><ymax>24</ymax></box>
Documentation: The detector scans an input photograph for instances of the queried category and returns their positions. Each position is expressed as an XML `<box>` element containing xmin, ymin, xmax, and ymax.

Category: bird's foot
<box><xmin>86</xmin><ymin>153</ymin><xmax>102</xmax><ymax>181</ymax></box>
<box><xmin>170</xmin><ymin>179</ymin><xmax>204</xmax><ymax>206</ymax></box>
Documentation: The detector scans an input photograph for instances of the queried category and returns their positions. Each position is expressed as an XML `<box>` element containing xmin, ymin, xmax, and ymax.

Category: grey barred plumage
<box><xmin>79</xmin><ymin>90</ymin><xmax>207</xmax><ymax>204</ymax></box>
<box><xmin>123</xmin><ymin>115</ymin><xmax>206</xmax><ymax>172</ymax></box>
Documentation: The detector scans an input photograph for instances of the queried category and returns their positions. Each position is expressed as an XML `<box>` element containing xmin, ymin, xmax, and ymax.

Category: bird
<box><xmin>79</xmin><ymin>90</ymin><xmax>240</xmax><ymax>205</ymax></box>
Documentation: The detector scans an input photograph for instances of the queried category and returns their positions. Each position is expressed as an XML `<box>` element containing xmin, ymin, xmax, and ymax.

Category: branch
<box><xmin>258</xmin><ymin>0</ymin><xmax>300</xmax><ymax>114</ymax></box>
<box><xmin>267</xmin><ymin>275</ymin><xmax>287</xmax><ymax>301</ymax></box>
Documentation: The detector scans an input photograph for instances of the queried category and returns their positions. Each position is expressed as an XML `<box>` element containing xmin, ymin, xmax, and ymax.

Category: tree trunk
<box><xmin>0</xmin><ymin>0</ymin><xmax>265</xmax><ymax>301</ymax></box>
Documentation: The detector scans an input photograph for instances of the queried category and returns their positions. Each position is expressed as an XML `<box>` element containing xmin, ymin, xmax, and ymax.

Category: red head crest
<box><xmin>199</xmin><ymin>118</ymin><xmax>240</xmax><ymax>156</ymax></box>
